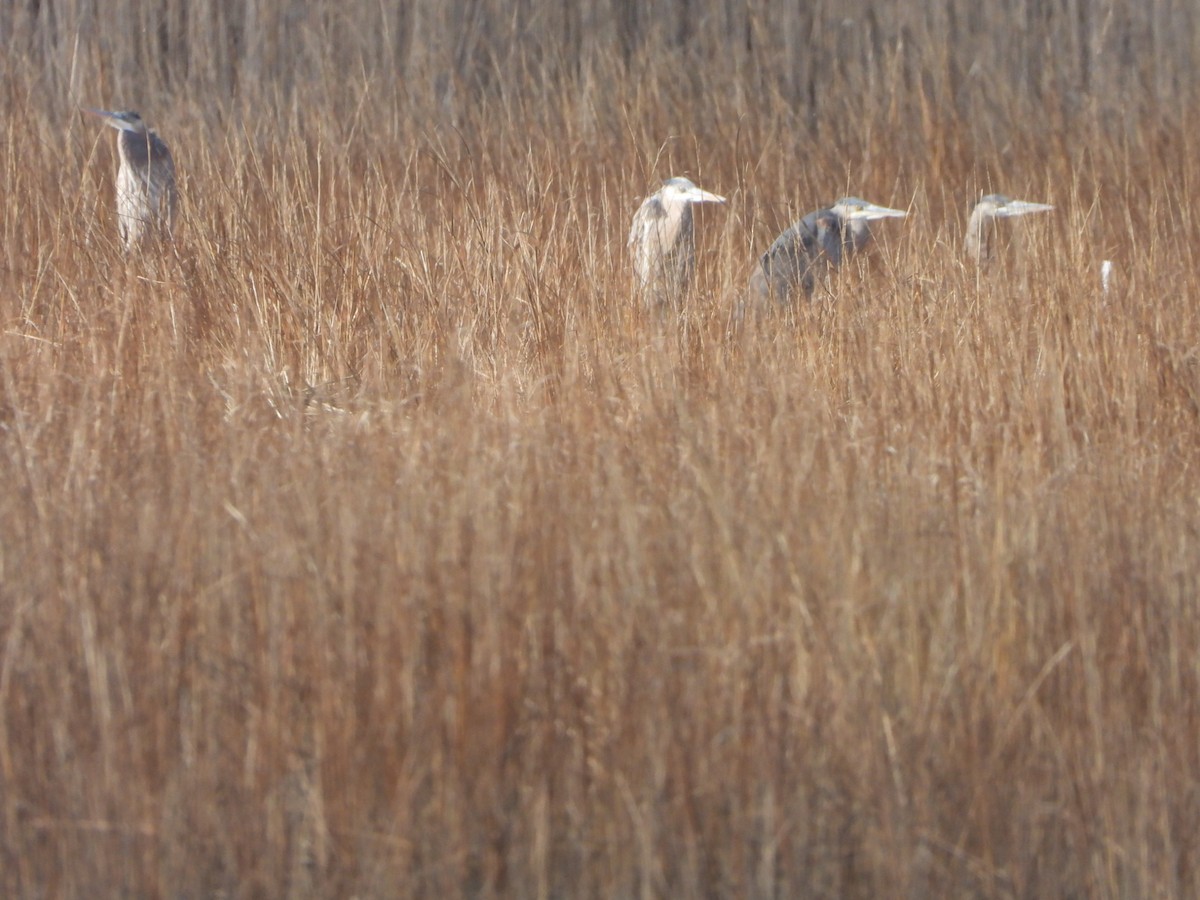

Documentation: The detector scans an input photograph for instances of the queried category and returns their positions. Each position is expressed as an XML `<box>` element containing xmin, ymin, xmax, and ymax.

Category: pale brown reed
<box><xmin>1</xmin><ymin>2</ymin><xmax>1199</xmax><ymax>897</ymax></box>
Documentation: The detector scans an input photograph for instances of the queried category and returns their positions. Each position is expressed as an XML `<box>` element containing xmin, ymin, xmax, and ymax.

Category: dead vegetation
<box><xmin>1</xmin><ymin>1</ymin><xmax>1199</xmax><ymax>896</ymax></box>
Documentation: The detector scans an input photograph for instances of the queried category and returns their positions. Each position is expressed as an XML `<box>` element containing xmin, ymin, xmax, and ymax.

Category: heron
<box><xmin>965</xmin><ymin>194</ymin><xmax>1053</xmax><ymax>266</ymax></box>
<box><xmin>748</xmin><ymin>197</ymin><xmax>907</xmax><ymax>305</ymax></box>
<box><xmin>84</xmin><ymin>108</ymin><xmax>178</xmax><ymax>251</ymax></box>
<box><xmin>628</xmin><ymin>176</ymin><xmax>726</xmax><ymax>305</ymax></box>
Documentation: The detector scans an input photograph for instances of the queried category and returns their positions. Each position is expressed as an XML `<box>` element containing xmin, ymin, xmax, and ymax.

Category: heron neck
<box><xmin>118</xmin><ymin>129</ymin><xmax>160</xmax><ymax>167</ymax></box>
<box><xmin>966</xmin><ymin>207</ymin><xmax>993</xmax><ymax>264</ymax></box>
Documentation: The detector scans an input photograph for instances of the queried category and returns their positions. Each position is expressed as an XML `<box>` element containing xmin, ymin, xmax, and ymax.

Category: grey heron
<box><xmin>748</xmin><ymin>197</ymin><xmax>907</xmax><ymax>305</ymax></box>
<box><xmin>965</xmin><ymin>194</ymin><xmax>1053</xmax><ymax>266</ymax></box>
<box><xmin>629</xmin><ymin>177</ymin><xmax>726</xmax><ymax>305</ymax></box>
<box><xmin>84</xmin><ymin>108</ymin><xmax>178</xmax><ymax>251</ymax></box>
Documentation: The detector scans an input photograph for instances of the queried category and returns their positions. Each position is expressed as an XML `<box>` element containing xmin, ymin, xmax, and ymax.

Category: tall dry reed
<box><xmin>1</xmin><ymin>1</ymin><xmax>1198</xmax><ymax>896</ymax></box>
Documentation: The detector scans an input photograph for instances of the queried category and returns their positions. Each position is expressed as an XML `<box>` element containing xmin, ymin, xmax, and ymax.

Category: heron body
<box><xmin>85</xmin><ymin>108</ymin><xmax>177</xmax><ymax>251</ymax></box>
<box><xmin>965</xmin><ymin>194</ymin><xmax>1053</xmax><ymax>266</ymax></box>
<box><xmin>749</xmin><ymin>197</ymin><xmax>907</xmax><ymax>305</ymax></box>
<box><xmin>629</xmin><ymin>177</ymin><xmax>726</xmax><ymax>306</ymax></box>
<box><xmin>751</xmin><ymin>208</ymin><xmax>844</xmax><ymax>304</ymax></box>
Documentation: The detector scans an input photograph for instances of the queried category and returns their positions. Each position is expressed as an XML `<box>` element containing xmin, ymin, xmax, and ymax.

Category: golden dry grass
<box><xmin>2</xmin><ymin>3</ymin><xmax>1200</xmax><ymax>896</ymax></box>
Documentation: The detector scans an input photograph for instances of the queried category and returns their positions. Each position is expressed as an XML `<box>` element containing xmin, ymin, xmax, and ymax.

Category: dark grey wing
<box><xmin>120</xmin><ymin>129</ymin><xmax>178</xmax><ymax>239</ymax></box>
<box><xmin>147</xmin><ymin>132</ymin><xmax>178</xmax><ymax>233</ymax></box>
<box><xmin>759</xmin><ymin>210</ymin><xmax>842</xmax><ymax>299</ymax></box>
<box><xmin>758</xmin><ymin>224</ymin><xmax>802</xmax><ymax>299</ymax></box>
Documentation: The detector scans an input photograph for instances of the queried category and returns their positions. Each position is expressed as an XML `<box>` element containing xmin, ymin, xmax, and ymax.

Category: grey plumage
<box><xmin>748</xmin><ymin>197</ymin><xmax>907</xmax><ymax>306</ymax></box>
<box><xmin>85</xmin><ymin>108</ymin><xmax>178</xmax><ymax>251</ymax></box>
<box><xmin>629</xmin><ymin>177</ymin><xmax>726</xmax><ymax>306</ymax></box>
<box><xmin>965</xmin><ymin>194</ymin><xmax>1053</xmax><ymax>266</ymax></box>
<box><xmin>749</xmin><ymin>208</ymin><xmax>845</xmax><ymax>303</ymax></box>
<box><xmin>833</xmin><ymin>197</ymin><xmax>892</xmax><ymax>255</ymax></box>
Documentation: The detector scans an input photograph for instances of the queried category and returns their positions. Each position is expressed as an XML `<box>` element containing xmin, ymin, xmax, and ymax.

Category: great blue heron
<box><xmin>748</xmin><ymin>197</ymin><xmax>908</xmax><ymax>305</ymax></box>
<box><xmin>629</xmin><ymin>177</ymin><xmax>726</xmax><ymax>305</ymax></box>
<box><xmin>965</xmin><ymin>194</ymin><xmax>1053</xmax><ymax>266</ymax></box>
<box><xmin>84</xmin><ymin>108</ymin><xmax>177</xmax><ymax>251</ymax></box>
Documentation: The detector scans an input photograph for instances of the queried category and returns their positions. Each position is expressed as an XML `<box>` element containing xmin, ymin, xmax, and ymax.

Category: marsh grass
<box><xmin>1</xmin><ymin>2</ymin><xmax>1200</xmax><ymax>896</ymax></box>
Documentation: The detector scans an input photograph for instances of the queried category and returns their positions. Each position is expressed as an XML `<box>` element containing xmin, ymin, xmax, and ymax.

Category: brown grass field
<box><xmin>2</xmin><ymin>1</ymin><xmax>1199</xmax><ymax>896</ymax></box>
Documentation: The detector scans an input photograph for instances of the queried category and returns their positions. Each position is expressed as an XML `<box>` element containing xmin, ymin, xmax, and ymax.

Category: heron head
<box><xmin>661</xmin><ymin>177</ymin><xmax>726</xmax><ymax>206</ymax></box>
<box><xmin>831</xmin><ymin>197</ymin><xmax>909</xmax><ymax>222</ymax></box>
<box><xmin>977</xmin><ymin>194</ymin><xmax>1054</xmax><ymax>219</ymax></box>
<box><xmin>84</xmin><ymin>108</ymin><xmax>149</xmax><ymax>134</ymax></box>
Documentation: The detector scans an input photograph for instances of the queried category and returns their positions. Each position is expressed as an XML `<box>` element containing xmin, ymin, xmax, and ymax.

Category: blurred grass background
<box><xmin>1</xmin><ymin>1</ymin><xmax>1199</xmax><ymax>896</ymax></box>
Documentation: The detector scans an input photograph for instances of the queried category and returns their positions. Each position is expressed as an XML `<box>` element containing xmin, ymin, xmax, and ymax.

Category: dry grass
<box><xmin>2</xmin><ymin>2</ymin><xmax>1200</xmax><ymax>896</ymax></box>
